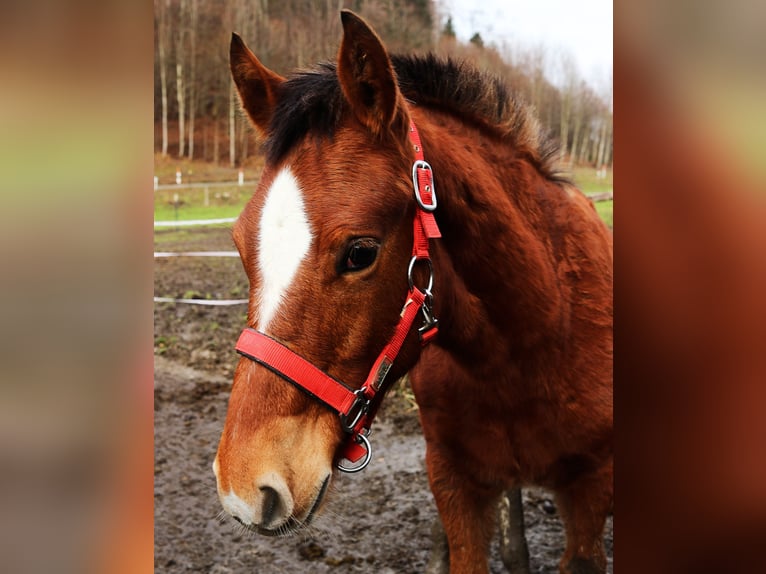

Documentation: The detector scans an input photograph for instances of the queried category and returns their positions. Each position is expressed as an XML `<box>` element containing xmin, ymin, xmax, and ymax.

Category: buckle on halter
<box><xmin>412</xmin><ymin>160</ymin><xmax>437</xmax><ymax>211</ymax></box>
<box><xmin>339</xmin><ymin>388</ymin><xmax>371</xmax><ymax>433</ymax></box>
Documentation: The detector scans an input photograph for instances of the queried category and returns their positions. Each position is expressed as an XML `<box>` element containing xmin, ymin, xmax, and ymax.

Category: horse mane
<box><xmin>265</xmin><ymin>54</ymin><xmax>565</xmax><ymax>182</ymax></box>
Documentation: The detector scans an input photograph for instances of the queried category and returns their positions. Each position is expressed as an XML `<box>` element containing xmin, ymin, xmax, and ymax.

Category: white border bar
<box><xmin>154</xmin><ymin>251</ymin><xmax>240</xmax><ymax>258</ymax></box>
<box><xmin>153</xmin><ymin>297</ymin><xmax>248</xmax><ymax>306</ymax></box>
<box><xmin>154</xmin><ymin>217</ymin><xmax>237</xmax><ymax>228</ymax></box>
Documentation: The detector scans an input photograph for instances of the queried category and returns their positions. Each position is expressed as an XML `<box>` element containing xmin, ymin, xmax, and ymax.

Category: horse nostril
<box><xmin>259</xmin><ymin>486</ymin><xmax>282</xmax><ymax>527</ymax></box>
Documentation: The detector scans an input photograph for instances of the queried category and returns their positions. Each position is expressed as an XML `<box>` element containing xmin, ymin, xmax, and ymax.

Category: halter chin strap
<box><xmin>235</xmin><ymin>119</ymin><xmax>441</xmax><ymax>472</ymax></box>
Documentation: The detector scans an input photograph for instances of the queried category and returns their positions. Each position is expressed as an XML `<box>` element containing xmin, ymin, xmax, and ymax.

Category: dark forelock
<box><xmin>264</xmin><ymin>54</ymin><xmax>563</xmax><ymax>180</ymax></box>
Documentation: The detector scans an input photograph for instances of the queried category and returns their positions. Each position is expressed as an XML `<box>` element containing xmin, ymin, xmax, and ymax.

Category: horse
<box><xmin>213</xmin><ymin>10</ymin><xmax>613</xmax><ymax>574</ymax></box>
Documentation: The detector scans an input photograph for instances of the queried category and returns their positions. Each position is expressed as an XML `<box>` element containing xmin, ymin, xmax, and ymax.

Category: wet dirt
<box><xmin>154</xmin><ymin>227</ymin><xmax>612</xmax><ymax>573</ymax></box>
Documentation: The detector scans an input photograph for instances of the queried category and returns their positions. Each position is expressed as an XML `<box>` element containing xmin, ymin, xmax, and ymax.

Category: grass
<box><xmin>571</xmin><ymin>165</ymin><xmax>613</xmax><ymax>195</ymax></box>
<box><xmin>570</xmin><ymin>166</ymin><xmax>613</xmax><ymax>228</ymax></box>
<box><xmin>595</xmin><ymin>200</ymin><xmax>613</xmax><ymax>228</ymax></box>
<box><xmin>154</xmin><ymin>181</ymin><xmax>250</xmax><ymax>222</ymax></box>
<box><xmin>154</xmin><ymin>201</ymin><xmax>248</xmax><ymax>222</ymax></box>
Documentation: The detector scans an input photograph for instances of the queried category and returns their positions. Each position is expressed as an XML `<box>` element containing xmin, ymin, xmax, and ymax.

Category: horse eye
<box><xmin>343</xmin><ymin>239</ymin><xmax>379</xmax><ymax>272</ymax></box>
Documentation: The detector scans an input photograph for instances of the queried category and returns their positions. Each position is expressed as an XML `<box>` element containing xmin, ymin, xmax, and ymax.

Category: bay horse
<box><xmin>214</xmin><ymin>10</ymin><xmax>612</xmax><ymax>574</ymax></box>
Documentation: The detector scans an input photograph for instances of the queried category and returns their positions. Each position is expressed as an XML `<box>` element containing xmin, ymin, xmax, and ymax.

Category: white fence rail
<box><xmin>154</xmin><ymin>250</ymin><xmax>246</xmax><ymax>305</ymax></box>
<box><xmin>154</xmin><ymin>217</ymin><xmax>237</xmax><ymax>228</ymax></box>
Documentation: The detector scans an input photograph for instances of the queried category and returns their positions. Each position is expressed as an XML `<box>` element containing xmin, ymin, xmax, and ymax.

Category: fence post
<box><xmin>173</xmin><ymin>192</ymin><xmax>180</xmax><ymax>228</ymax></box>
<box><xmin>238</xmin><ymin>170</ymin><xmax>244</xmax><ymax>186</ymax></box>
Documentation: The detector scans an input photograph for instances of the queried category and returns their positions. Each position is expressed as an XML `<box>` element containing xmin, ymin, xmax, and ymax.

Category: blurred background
<box><xmin>0</xmin><ymin>0</ymin><xmax>763</xmax><ymax>573</ymax></box>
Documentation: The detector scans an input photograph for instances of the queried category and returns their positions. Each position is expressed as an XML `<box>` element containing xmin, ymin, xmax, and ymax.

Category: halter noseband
<box><xmin>235</xmin><ymin>119</ymin><xmax>442</xmax><ymax>473</ymax></box>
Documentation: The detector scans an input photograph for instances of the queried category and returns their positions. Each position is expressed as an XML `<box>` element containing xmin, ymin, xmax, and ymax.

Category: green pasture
<box><xmin>154</xmin><ymin>201</ymin><xmax>248</xmax><ymax>222</ymax></box>
<box><xmin>154</xmin><ymin>185</ymin><xmax>249</xmax><ymax>222</ymax></box>
<box><xmin>572</xmin><ymin>166</ymin><xmax>613</xmax><ymax>228</ymax></box>
<box><xmin>571</xmin><ymin>165</ymin><xmax>613</xmax><ymax>195</ymax></box>
<box><xmin>153</xmin><ymin>164</ymin><xmax>613</xmax><ymax>228</ymax></box>
<box><xmin>594</xmin><ymin>200</ymin><xmax>613</xmax><ymax>228</ymax></box>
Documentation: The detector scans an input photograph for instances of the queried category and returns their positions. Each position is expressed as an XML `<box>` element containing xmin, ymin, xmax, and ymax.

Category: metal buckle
<box><xmin>412</xmin><ymin>160</ymin><xmax>437</xmax><ymax>211</ymax></box>
<box><xmin>336</xmin><ymin>433</ymin><xmax>372</xmax><ymax>473</ymax></box>
<box><xmin>339</xmin><ymin>388</ymin><xmax>371</xmax><ymax>433</ymax></box>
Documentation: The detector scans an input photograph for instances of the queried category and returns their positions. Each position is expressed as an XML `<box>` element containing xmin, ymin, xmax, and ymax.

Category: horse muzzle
<box><xmin>215</xmin><ymin>462</ymin><xmax>331</xmax><ymax>536</ymax></box>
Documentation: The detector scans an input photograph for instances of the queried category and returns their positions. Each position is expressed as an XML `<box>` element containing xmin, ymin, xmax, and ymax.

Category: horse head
<box><xmin>213</xmin><ymin>11</ymin><xmax>433</xmax><ymax>535</ymax></box>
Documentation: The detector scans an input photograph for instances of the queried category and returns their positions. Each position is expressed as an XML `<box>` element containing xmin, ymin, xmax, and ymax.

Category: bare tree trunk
<box><xmin>559</xmin><ymin>93</ymin><xmax>570</xmax><ymax>162</ymax></box>
<box><xmin>213</xmin><ymin>107</ymin><xmax>220</xmax><ymax>164</ymax></box>
<box><xmin>576</xmin><ymin>130</ymin><xmax>585</xmax><ymax>164</ymax></box>
<box><xmin>187</xmin><ymin>0</ymin><xmax>198</xmax><ymax>159</ymax></box>
<box><xmin>176</xmin><ymin>58</ymin><xmax>185</xmax><ymax>158</ymax></box>
<box><xmin>203</xmin><ymin>121</ymin><xmax>208</xmax><ymax>161</ymax></box>
<box><xmin>229</xmin><ymin>80</ymin><xmax>236</xmax><ymax>167</ymax></box>
<box><xmin>585</xmin><ymin>128</ymin><xmax>596</xmax><ymax>165</ymax></box>
<box><xmin>595</xmin><ymin>117</ymin><xmax>608</xmax><ymax>169</ymax></box>
<box><xmin>584</xmin><ymin>129</ymin><xmax>593</xmax><ymax>164</ymax></box>
<box><xmin>569</xmin><ymin>97</ymin><xmax>583</xmax><ymax>168</ymax></box>
<box><xmin>557</xmin><ymin>54</ymin><xmax>579</xmax><ymax>164</ymax></box>
<box><xmin>157</xmin><ymin>0</ymin><xmax>169</xmax><ymax>156</ymax></box>
<box><xmin>604</xmin><ymin>117</ymin><xmax>613</xmax><ymax>166</ymax></box>
<box><xmin>175</xmin><ymin>0</ymin><xmax>187</xmax><ymax>158</ymax></box>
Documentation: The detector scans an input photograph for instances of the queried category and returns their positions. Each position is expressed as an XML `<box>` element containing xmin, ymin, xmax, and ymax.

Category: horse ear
<box><xmin>337</xmin><ymin>10</ymin><xmax>406</xmax><ymax>137</ymax></box>
<box><xmin>230</xmin><ymin>33</ymin><xmax>285</xmax><ymax>136</ymax></box>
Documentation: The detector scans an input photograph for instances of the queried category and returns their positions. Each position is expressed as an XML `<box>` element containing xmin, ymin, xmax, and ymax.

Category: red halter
<box><xmin>235</xmin><ymin>119</ymin><xmax>441</xmax><ymax>472</ymax></box>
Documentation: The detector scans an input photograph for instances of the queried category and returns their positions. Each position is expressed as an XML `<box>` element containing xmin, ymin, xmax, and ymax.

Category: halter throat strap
<box><xmin>235</xmin><ymin>119</ymin><xmax>441</xmax><ymax>472</ymax></box>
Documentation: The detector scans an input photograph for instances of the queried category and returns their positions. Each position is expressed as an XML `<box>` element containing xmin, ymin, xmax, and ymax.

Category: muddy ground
<box><xmin>154</xmin><ymin>227</ymin><xmax>612</xmax><ymax>573</ymax></box>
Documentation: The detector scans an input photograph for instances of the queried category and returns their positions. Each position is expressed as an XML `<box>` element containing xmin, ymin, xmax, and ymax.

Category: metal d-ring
<box><xmin>336</xmin><ymin>433</ymin><xmax>372</xmax><ymax>474</ymax></box>
<box><xmin>408</xmin><ymin>256</ymin><xmax>434</xmax><ymax>293</ymax></box>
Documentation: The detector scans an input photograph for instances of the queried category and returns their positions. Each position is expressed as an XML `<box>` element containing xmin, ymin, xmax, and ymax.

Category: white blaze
<box><xmin>257</xmin><ymin>167</ymin><xmax>313</xmax><ymax>332</ymax></box>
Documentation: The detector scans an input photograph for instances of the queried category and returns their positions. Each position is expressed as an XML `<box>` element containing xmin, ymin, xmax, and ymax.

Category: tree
<box><xmin>156</xmin><ymin>0</ymin><xmax>170</xmax><ymax>156</ymax></box>
<box><xmin>443</xmin><ymin>16</ymin><xmax>455</xmax><ymax>38</ymax></box>
<box><xmin>152</xmin><ymin>0</ymin><xmax>612</xmax><ymax>169</ymax></box>
<box><xmin>175</xmin><ymin>0</ymin><xmax>188</xmax><ymax>158</ymax></box>
<box><xmin>568</xmin><ymin>80</ymin><xmax>586</xmax><ymax>167</ymax></box>
<box><xmin>187</xmin><ymin>0</ymin><xmax>199</xmax><ymax>159</ymax></box>
<box><xmin>557</xmin><ymin>52</ymin><xmax>578</xmax><ymax>162</ymax></box>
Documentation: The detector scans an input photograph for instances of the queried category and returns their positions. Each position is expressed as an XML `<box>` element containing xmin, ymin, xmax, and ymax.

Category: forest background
<box><xmin>153</xmin><ymin>0</ymin><xmax>613</xmax><ymax>171</ymax></box>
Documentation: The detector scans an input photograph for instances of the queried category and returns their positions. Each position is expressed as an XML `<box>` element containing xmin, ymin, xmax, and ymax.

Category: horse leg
<box><xmin>426</xmin><ymin>488</ymin><xmax>530</xmax><ymax>574</ymax></box>
<box><xmin>555</xmin><ymin>460</ymin><xmax>613</xmax><ymax>574</ymax></box>
<box><xmin>425</xmin><ymin>515</ymin><xmax>450</xmax><ymax>574</ymax></box>
<box><xmin>426</xmin><ymin>446</ymin><xmax>498</xmax><ymax>574</ymax></box>
<box><xmin>498</xmin><ymin>488</ymin><xmax>531</xmax><ymax>574</ymax></box>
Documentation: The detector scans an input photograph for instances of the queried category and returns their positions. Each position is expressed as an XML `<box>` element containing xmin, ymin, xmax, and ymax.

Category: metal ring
<box><xmin>336</xmin><ymin>434</ymin><xmax>372</xmax><ymax>473</ymax></box>
<box><xmin>408</xmin><ymin>256</ymin><xmax>434</xmax><ymax>293</ymax></box>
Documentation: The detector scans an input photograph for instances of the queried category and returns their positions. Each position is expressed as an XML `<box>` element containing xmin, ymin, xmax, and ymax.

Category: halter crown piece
<box><xmin>235</xmin><ymin>118</ymin><xmax>442</xmax><ymax>472</ymax></box>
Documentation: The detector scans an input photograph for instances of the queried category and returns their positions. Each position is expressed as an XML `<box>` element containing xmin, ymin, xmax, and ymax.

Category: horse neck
<box><xmin>421</xmin><ymin>113</ymin><xmax>569</xmax><ymax>369</ymax></box>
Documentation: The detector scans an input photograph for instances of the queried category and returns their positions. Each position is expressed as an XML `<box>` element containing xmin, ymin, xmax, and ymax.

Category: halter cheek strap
<box><xmin>235</xmin><ymin>119</ymin><xmax>441</xmax><ymax>472</ymax></box>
